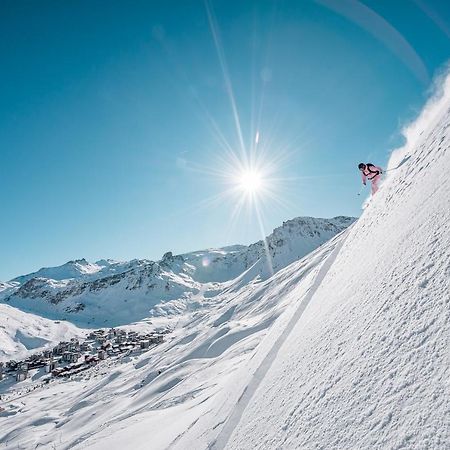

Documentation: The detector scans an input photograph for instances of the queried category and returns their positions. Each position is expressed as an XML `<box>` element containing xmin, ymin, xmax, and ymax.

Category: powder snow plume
<box><xmin>389</xmin><ymin>63</ymin><xmax>450</xmax><ymax>170</ymax></box>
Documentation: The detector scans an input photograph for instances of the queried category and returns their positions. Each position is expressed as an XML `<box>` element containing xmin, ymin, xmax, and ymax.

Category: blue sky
<box><xmin>1</xmin><ymin>0</ymin><xmax>449</xmax><ymax>280</ymax></box>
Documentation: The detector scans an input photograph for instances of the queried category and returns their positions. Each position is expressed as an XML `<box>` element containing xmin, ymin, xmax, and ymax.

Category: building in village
<box><xmin>46</xmin><ymin>360</ymin><xmax>57</xmax><ymax>373</ymax></box>
<box><xmin>16</xmin><ymin>369</ymin><xmax>28</xmax><ymax>382</ymax></box>
<box><xmin>62</xmin><ymin>352</ymin><xmax>80</xmax><ymax>363</ymax></box>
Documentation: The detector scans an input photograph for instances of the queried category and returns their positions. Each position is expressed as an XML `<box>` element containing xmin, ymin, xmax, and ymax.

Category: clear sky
<box><xmin>1</xmin><ymin>0</ymin><xmax>449</xmax><ymax>280</ymax></box>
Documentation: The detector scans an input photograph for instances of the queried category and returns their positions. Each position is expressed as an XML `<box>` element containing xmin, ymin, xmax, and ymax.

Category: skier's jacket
<box><xmin>361</xmin><ymin>163</ymin><xmax>383</xmax><ymax>185</ymax></box>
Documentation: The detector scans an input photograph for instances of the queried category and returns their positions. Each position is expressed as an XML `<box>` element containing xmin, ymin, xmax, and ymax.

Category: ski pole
<box><xmin>357</xmin><ymin>186</ymin><xmax>364</xmax><ymax>196</ymax></box>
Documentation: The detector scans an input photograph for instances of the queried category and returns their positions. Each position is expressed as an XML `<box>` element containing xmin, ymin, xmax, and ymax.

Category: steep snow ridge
<box><xmin>11</xmin><ymin>259</ymin><xmax>105</xmax><ymax>283</ymax></box>
<box><xmin>183</xmin><ymin>216</ymin><xmax>354</xmax><ymax>282</ymax></box>
<box><xmin>221</xmin><ymin>91</ymin><xmax>450</xmax><ymax>448</ymax></box>
<box><xmin>11</xmin><ymin>258</ymin><xmax>151</xmax><ymax>284</ymax></box>
<box><xmin>0</xmin><ymin>281</ymin><xmax>18</xmax><ymax>295</ymax></box>
<box><xmin>1</xmin><ymin>216</ymin><xmax>354</xmax><ymax>327</ymax></box>
<box><xmin>389</xmin><ymin>66</ymin><xmax>450</xmax><ymax>170</ymax></box>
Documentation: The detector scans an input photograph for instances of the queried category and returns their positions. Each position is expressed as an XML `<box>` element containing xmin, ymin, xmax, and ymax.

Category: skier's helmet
<box><xmin>358</xmin><ymin>163</ymin><xmax>366</xmax><ymax>170</ymax></box>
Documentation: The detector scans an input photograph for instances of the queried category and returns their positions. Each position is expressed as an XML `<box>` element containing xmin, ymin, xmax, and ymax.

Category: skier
<box><xmin>358</xmin><ymin>162</ymin><xmax>383</xmax><ymax>195</ymax></box>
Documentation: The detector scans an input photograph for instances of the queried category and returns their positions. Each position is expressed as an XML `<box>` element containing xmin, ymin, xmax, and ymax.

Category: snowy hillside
<box><xmin>0</xmin><ymin>304</ymin><xmax>83</xmax><ymax>362</ymax></box>
<box><xmin>212</xmin><ymin>88</ymin><xmax>450</xmax><ymax>448</ymax></box>
<box><xmin>12</xmin><ymin>259</ymin><xmax>108</xmax><ymax>284</ymax></box>
<box><xmin>0</xmin><ymin>224</ymin><xmax>349</xmax><ymax>449</ymax></box>
<box><xmin>0</xmin><ymin>281</ymin><xmax>18</xmax><ymax>294</ymax></box>
<box><xmin>0</xmin><ymin>216</ymin><xmax>353</xmax><ymax>327</ymax></box>
<box><xmin>11</xmin><ymin>258</ymin><xmax>153</xmax><ymax>284</ymax></box>
<box><xmin>183</xmin><ymin>216</ymin><xmax>354</xmax><ymax>282</ymax></box>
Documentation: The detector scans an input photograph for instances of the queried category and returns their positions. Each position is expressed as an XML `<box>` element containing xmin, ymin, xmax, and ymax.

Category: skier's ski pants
<box><xmin>371</xmin><ymin>174</ymin><xmax>381</xmax><ymax>195</ymax></box>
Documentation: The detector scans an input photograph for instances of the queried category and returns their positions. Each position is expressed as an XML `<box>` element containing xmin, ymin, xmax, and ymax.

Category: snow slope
<box><xmin>216</xmin><ymin>91</ymin><xmax>450</xmax><ymax>448</ymax></box>
<box><xmin>1</xmin><ymin>216</ymin><xmax>353</xmax><ymax>327</ymax></box>
<box><xmin>10</xmin><ymin>258</ymin><xmax>155</xmax><ymax>285</ymax></box>
<box><xmin>11</xmin><ymin>259</ymin><xmax>109</xmax><ymax>284</ymax></box>
<box><xmin>0</xmin><ymin>304</ymin><xmax>83</xmax><ymax>362</ymax></box>
<box><xmin>0</xmin><ymin>226</ymin><xmax>348</xmax><ymax>449</ymax></box>
<box><xmin>0</xmin><ymin>215</ymin><xmax>354</xmax><ymax>448</ymax></box>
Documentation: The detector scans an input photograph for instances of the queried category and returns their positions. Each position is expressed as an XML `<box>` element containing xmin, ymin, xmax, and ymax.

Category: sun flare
<box><xmin>237</xmin><ymin>169</ymin><xmax>264</xmax><ymax>194</ymax></box>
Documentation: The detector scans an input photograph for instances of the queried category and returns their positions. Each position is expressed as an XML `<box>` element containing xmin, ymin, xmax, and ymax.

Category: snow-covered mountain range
<box><xmin>0</xmin><ymin>216</ymin><xmax>354</xmax><ymax>327</ymax></box>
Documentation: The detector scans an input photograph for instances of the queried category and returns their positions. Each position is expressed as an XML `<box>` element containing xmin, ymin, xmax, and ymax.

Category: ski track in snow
<box><xmin>0</xmin><ymin>224</ymin><xmax>347</xmax><ymax>450</ymax></box>
<box><xmin>210</xmin><ymin>228</ymin><xmax>352</xmax><ymax>449</ymax></box>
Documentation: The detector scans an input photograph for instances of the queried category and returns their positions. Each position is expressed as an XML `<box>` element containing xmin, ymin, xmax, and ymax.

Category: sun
<box><xmin>237</xmin><ymin>169</ymin><xmax>264</xmax><ymax>194</ymax></box>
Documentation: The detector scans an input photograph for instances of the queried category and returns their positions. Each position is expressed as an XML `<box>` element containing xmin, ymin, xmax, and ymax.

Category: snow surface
<box><xmin>0</xmin><ymin>229</ymin><xmax>346</xmax><ymax>449</ymax></box>
<box><xmin>0</xmin><ymin>304</ymin><xmax>83</xmax><ymax>362</ymax></box>
<box><xmin>10</xmin><ymin>258</ymin><xmax>151</xmax><ymax>284</ymax></box>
